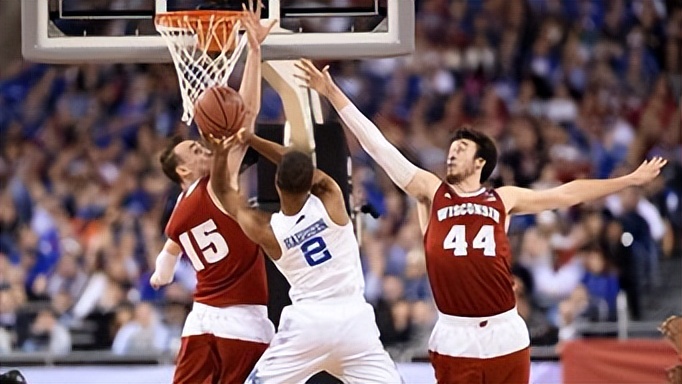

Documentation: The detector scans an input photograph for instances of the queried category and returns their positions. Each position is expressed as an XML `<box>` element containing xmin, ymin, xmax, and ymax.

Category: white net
<box><xmin>156</xmin><ymin>12</ymin><xmax>248</xmax><ymax>124</ymax></box>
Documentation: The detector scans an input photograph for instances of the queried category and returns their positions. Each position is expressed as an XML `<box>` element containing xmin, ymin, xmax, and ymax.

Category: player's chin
<box><xmin>445</xmin><ymin>173</ymin><xmax>460</xmax><ymax>184</ymax></box>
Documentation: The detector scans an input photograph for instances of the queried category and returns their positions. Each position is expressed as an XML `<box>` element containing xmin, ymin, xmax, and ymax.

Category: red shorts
<box><xmin>173</xmin><ymin>334</ymin><xmax>268</xmax><ymax>384</ymax></box>
<box><xmin>429</xmin><ymin>347</ymin><xmax>530</xmax><ymax>384</ymax></box>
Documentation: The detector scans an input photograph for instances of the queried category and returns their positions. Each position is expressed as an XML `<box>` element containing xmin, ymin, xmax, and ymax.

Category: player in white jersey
<box><xmin>207</xmin><ymin>129</ymin><xmax>401</xmax><ymax>384</ymax></box>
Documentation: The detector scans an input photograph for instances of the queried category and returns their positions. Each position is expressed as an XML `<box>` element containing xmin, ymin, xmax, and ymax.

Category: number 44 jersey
<box><xmin>424</xmin><ymin>183</ymin><xmax>516</xmax><ymax>317</ymax></box>
<box><xmin>165</xmin><ymin>177</ymin><xmax>268</xmax><ymax>308</ymax></box>
<box><xmin>269</xmin><ymin>194</ymin><xmax>365</xmax><ymax>304</ymax></box>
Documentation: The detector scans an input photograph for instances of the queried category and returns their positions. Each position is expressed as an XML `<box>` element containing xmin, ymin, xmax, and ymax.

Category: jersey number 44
<box><xmin>443</xmin><ymin>224</ymin><xmax>496</xmax><ymax>257</ymax></box>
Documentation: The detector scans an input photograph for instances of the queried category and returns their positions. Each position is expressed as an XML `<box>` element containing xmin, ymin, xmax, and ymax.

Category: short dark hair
<box><xmin>451</xmin><ymin>127</ymin><xmax>498</xmax><ymax>183</ymax></box>
<box><xmin>276</xmin><ymin>150</ymin><xmax>314</xmax><ymax>194</ymax></box>
<box><xmin>160</xmin><ymin>135</ymin><xmax>184</xmax><ymax>184</ymax></box>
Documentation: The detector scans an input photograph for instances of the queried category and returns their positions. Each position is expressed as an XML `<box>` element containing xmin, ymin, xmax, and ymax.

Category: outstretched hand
<box><xmin>204</xmin><ymin>132</ymin><xmax>240</xmax><ymax>153</ymax></box>
<box><xmin>294</xmin><ymin>59</ymin><xmax>335</xmax><ymax>97</ymax></box>
<box><xmin>242</xmin><ymin>0</ymin><xmax>277</xmax><ymax>49</ymax></box>
<box><xmin>628</xmin><ymin>156</ymin><xmax>667</xmax><ymax>186</ymax></box>
<box><xmin>234</xmin><ymin>127</ymin><xmax>253</xmax><ymax>145</ymax></box>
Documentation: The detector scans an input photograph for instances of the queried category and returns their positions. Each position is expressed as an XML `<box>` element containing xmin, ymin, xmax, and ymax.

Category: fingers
<box><xmin>235</xmin><ymin>127</ymin><xmax>246</xmax><ymax>141</ymax></box>
<box><xmin>221</xmin><ymin>134</ymin><xmax>238</xmax><ymax>149</ymax></box>
<box><xmin>295</xmin><ymin>59</ymin><xmax>323</xmax><ymax>78</ymax></box>
<box><xmin>256</xmin><ymin>0</ymin><xmax>263</xmax><ymax>17</ymax></box>
<box><xmin>266</xmin><ymin>18</ymin><xmax>278</xmax><ymax>33</ymax></box>
<box><xmin>645</xmin><ymin>156</ymin><xmax>668</xmax><ymax>169</ymax></box>
<box><xmin>299</xmin><ymin>58</ymin><xmax>318</xmax><ymax>72</ymax></box>
<box><xmin>293</xmin><ymin>74</ymin><xmax>311</xmax><ymax>89</ymax></box>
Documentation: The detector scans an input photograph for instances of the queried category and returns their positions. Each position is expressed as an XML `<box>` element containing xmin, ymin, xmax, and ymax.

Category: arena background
<box><xmin>0</xmin><ymin>1</ymin><xmax>680</xmax><ymax>383</ymax></box>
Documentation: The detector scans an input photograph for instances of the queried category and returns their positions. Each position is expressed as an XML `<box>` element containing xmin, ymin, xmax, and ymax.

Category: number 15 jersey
<box><xmin>165</xmin><ymin>177</ymin><xmax>268</xmax><ymax>308</ymax></box>
<box><xmin>423</xmin><ymin>183</ymin><xmax>515</xmax><ymax>317</ymax></box>
<box><xmin>269</xmin><ymin>194</ymin><xmax>365</xmax><ymax>304</ymax></box>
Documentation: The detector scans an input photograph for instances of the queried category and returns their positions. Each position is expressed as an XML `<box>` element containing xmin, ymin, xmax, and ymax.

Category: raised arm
<box><xmin>236</xmin><ymin>128</ymin><xmax>349</xmax><ymax>226</ymax></box>
<box><xmin>209</xmin><ymin>137</ymin><xmax>282</xmax><ymax>259</ymax></box>
<box><xmin>295</xmin><ymin>59</ymin><xmax>441</xmax><ymax>203</ymax></box>
<box><xmin>224</xmin><ymin>1</ymin><xmax>277</xmax><ymax>189</ymax></box>
<box><xmin>498</xmin><ymin>157</ymin><xmax>668</xmax><ymax>215</ymax></box>
<box><xmin>237</xmin><ymin>128</ymin><xmax>287</xmax><ymax>165</ymax></box>
<box><xmin>310</xmin><ymin>170</ymin><xmax>350</xmax><ymax>226</ymax></box>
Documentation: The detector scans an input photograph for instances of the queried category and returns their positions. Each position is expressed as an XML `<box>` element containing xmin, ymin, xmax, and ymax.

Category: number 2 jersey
<box><xmin>423</xmin><ymin>182</ymin><xmax>516</xmax><ymax>317</ymax></box>
<box><xmin>269</xmin><ymin>194</ymin><xmax>365</xmax><ymax>304</ymax></box>
<box><xmin>165</xmin><ymin>177</ymin><xmax>268</xmax><ymax>308</ymax></box>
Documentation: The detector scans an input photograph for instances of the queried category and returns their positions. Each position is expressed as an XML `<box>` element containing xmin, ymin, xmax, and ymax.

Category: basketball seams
<box><xmin>195</xmin><ymin>99</ymin><xmax>225</xmax><ymax>135</ymax></box>
<box><xmin>212</xmin><ymin>87</ymin><xmax>232</xmax><ymax>132</ymax></box>
<box><xmin>194</xmin><ymin>86</ymin><xmax>245</xmax><ymax>138</ymax></box>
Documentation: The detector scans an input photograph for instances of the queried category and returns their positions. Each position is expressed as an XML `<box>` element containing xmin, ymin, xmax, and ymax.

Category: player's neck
<box><xmin>180</xmin><ymin>178</ymin><xmax>195</xmax><ymax>190</ymax></box>
<box><xmin>181</xmin><ymin>174</ymin><xmax>201</xmax><ymax>190</ymax></box>
<box><xmin>280</xmin><ymin>193</ymin><xmax>309</xmax><ymax>216</ymax></box>
<box><xmin>448</xmin><ymin>177</ymin><xmax>483</xmax><ymax>195</ymax></box>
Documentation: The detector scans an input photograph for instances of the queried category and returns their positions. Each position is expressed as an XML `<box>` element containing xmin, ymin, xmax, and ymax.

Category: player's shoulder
<box><xmin>492</xmin><ymin>185</ymin><xmax>523</xmax><ymax>210</ymax></box>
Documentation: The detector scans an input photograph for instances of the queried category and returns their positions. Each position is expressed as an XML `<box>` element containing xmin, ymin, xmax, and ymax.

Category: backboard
<box><xmin>22</xmin><ymin>0</ymin><xmax>414</xmax><ymax>63</ymax></box>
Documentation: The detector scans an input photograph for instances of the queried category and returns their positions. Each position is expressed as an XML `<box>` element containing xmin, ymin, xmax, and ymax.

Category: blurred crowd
<box><xmin>1</xmin><ymin>0</ymin><xmax>681</xmax><ymax>362</ymax></box>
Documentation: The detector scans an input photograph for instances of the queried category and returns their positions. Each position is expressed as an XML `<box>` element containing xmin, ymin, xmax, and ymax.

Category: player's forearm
<box><xmin>239</xmin><ymin>46</ymin><xmax>262</xmax><ymax>127</ymax></box>
<box><xmin>210</xmin><ymin>144</ymin><xmax>232</xmax><ymax>197</ymax></box>
<box><xmin>223</xmin><ymin>184</ymin><xmax>245</xmax><ymax>220</ymax></box>
<box><xmin>551</xmin><ymin>175</ymin><xmax>633</xmax><ymax>208</ymax></box>
<box><xmin>248</xmin><ymin>134</ymin><xmax>287</xmax><ymax>165</ymax></box>
<box><xmin>320</xmin><ymin>81</ymin><xmax>418</xmax><ymax>188</ymax></box>
<box><xmin>153</xmin><ymin>250</ymin><xmax>178</xmax><ymax>284</ymax></box>
<box><xmin>336</xmin><ymin>103</ymin><xmax>418</xmax><ymax>189</ymax></box>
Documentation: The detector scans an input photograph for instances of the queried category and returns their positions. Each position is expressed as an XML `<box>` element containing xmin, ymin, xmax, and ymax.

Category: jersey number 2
<box><xmin>178</xmin><ymin>219</ymin><xmax>229</xmax><ymax>271</ymax></box>
<box><xmin>301</xmin><ymin>237</ymin><xmax>332</xmax><ymax>266</ymax></box>
<box><xmin>443</xmin><ymin>225</ymin><xmax>496</xmax><ymax>256</ymax></box>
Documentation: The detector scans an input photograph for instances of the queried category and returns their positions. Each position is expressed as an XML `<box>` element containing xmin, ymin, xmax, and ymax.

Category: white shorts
<box><xmin>181</xmin><ymin>302</ymin><xmax>275</xmax><ymax>344</ymax></box>
<box><xmin>247</xmin><ymin>298</ymin><xmax>401</xmax><ymax>384</ymax></box>
<box><xmin>428</xmin><ymin>307</ymin><xmax>530</xmax><ymax>359</ymax></box>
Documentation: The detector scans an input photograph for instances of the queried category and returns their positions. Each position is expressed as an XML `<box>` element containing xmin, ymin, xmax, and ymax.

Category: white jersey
<box><xmin>270</xmin><ymin>194</ymin><xmax>365</xmax><ymax>304</ymax></box>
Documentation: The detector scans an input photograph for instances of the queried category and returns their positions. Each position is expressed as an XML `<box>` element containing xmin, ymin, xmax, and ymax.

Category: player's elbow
<box><xmin>241</xmin><ymin>106</ymin><xmax>258</xmax><ymax>126</ymax></box>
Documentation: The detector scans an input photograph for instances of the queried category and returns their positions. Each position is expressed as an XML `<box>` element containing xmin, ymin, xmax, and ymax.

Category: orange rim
<box><xmin>155</xmin><ymin>10</ymin><xmax>246</xmax><ymax>52</ymax></box>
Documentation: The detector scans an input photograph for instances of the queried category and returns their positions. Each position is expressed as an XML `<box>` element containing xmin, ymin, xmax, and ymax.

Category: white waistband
<box><xmin>292</xmin><ymin>295</ymin><xmax>366</xmax><ymax>306</ymax></box>
<box><xmin>437</xmin><ymin>307</ymin><xmax>519</xmax><ymax>326</ymax></box>
<box><xmin>192</xmin><ymin>302</ymin><xmax>268</xmax><ymax>317</ymax></box>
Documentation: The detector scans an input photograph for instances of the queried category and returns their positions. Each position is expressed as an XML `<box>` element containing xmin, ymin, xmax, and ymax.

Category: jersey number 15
<box><xmin>179</xmin><ymin>219</ymin><xmax>229</xmax><ymax>271</ymax></box>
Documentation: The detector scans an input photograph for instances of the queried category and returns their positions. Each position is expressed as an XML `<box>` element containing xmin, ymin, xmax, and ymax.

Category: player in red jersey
<box><xmin>297</xmin><ymin>59</ymin><xmax>668</xmax><ymax>384</ymax></box>
<box><xmin>150</xmin><ymin>4</ymin><xmax>277</xmax><ymax>383</ymax></box>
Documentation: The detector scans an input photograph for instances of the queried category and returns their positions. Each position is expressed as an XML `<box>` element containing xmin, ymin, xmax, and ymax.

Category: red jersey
<box><xmin>165</xmin><ymin>177</ymin><xmax>268</xmax><ymax>308</ymax></box>
<box><xmin>423</xmin><ymin>183</ymin><xmax>515</xmax><ymax>317</ymax></box>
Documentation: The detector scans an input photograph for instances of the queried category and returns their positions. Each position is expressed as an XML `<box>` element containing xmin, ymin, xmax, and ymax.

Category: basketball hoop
<box><xmin>155</xmin><ymin>10</ymin><xmax>247</xmax><ymax>124</ymax></box>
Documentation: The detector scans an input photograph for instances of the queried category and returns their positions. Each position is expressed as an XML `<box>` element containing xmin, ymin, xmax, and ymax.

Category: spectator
<box><xmin>519</xmin><ymin>212</ymin><xmax>585</xmax><ymax>316</ymax></box>
<box><xmin>558</xmin><ymin>243</ymin><xmax>620</xmax><ymax>341</ymax></box>
<box><xmin>512</xmin><ymin>264</ymin><xmax>558</xmax><ymax>346</ymax></box>
<box><xmin>21</xmin><ymin>308</ymin><xmax>72</xmax><ymax>355</ymax></box>
<box><xmin>111</xmin><ymin>302</ymin><xmax>169</xmax><ymax>355</ymax></box>
<box><xmin>610</xmin><ymin>186</ymin><xmax>659</xmax><ymax>292</ymax></box>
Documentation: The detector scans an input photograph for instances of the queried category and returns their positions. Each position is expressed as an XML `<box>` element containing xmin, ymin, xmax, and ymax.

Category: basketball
<box><xmin>193</xmin><ymin>86</ymin><xmax>247</xmax><ymax>139</ymax></box>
